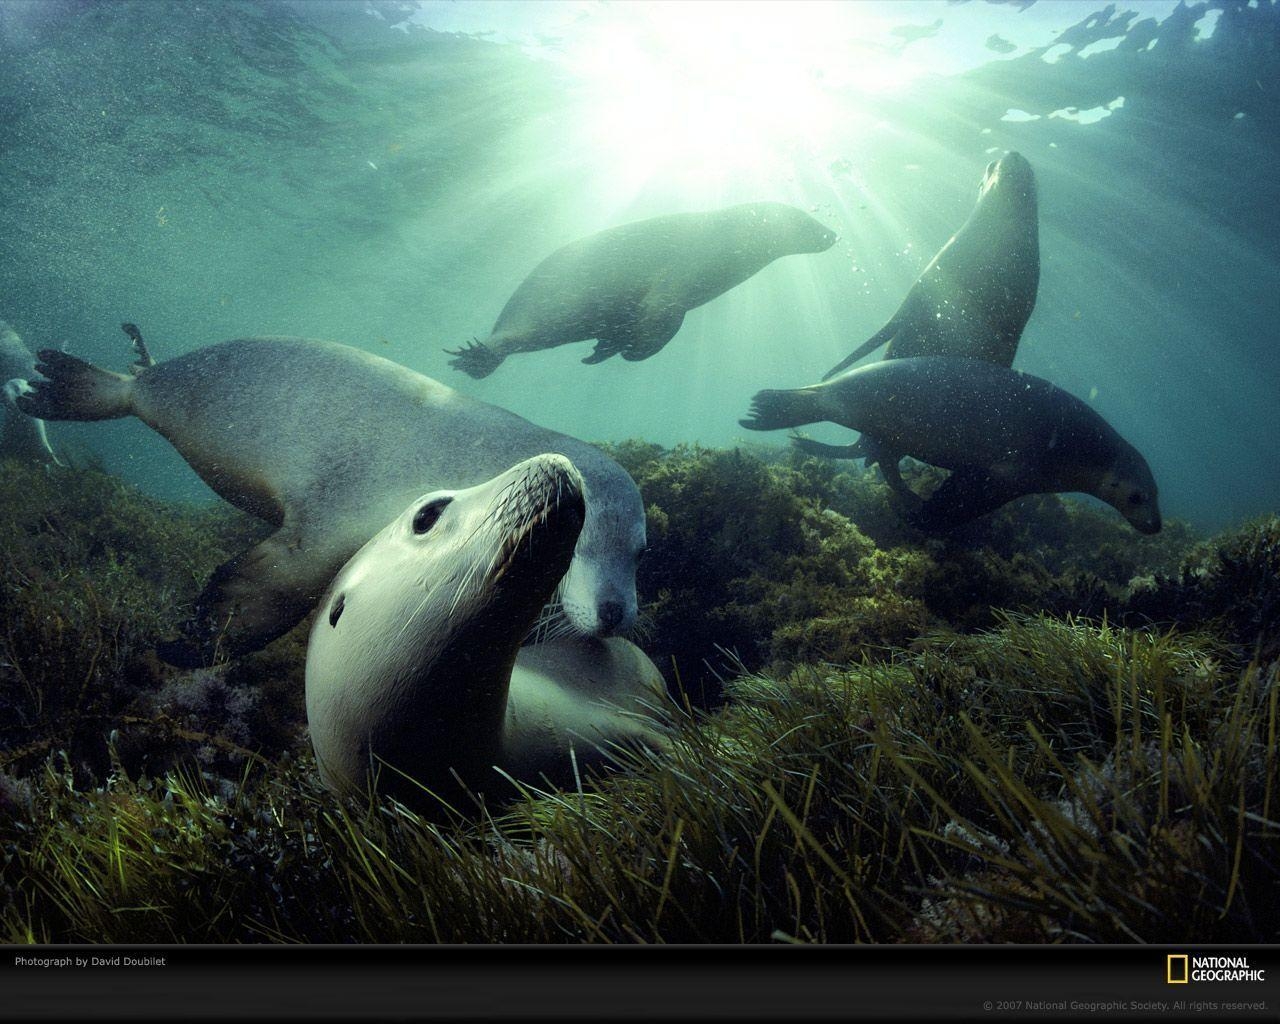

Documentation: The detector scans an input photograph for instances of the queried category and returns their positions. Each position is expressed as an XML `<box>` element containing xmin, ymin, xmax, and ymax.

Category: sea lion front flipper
<box><xmin>618</xmin><ymin>308</ymin><xmax>685</xmax><ymax>362</ymax></box>
<box><xmin>821</xmin><ymin>320</ymin><xmax>900</xmax><ymax>381</ymax></box>
<box><xmin>909</xmin><ymin>466</ymin><xmax>1026</xmax><ymax>532</ymax></box>
<box><xmin>157</xmin><ymin>528</ymin><xmax>322</xmax><ymax>667</ymax></box>
<box><xmin>582</xmin><ymin>338</ymin><xmax>625</xmax><ymax>364</ymax></box>
<box><xmin>874</xmin><ymin>453</ymin><xmax>924</xmax><ymax>510</ymax></box>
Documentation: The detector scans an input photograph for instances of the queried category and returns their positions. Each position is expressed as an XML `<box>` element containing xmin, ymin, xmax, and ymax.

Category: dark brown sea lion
<box><xmin>446</xmin><ymin>202</ymin><xmax>837</xmax><ymax>378</ymax></box>
<box><xmin>821</xmin><ymin>151</ymin><xmax>1039</xmax><ymax>381</ymax></box>
<box><xmin>741</xmin><ymin>356</ymin><xmax>1161</xmax><ymax>534</ymax></box>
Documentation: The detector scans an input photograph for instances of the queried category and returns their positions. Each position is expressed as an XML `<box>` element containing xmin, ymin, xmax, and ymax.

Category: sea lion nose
<box><xmin>597</xmin><ymin>600</ymin><xmax>626</xmax><ymax>634</ymax></box>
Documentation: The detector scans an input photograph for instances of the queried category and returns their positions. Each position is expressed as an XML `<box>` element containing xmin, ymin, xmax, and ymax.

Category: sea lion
<box><xmin>446</xmin><ymin>202</ymin><xmax>838</xmax><ymax>378</ymax></box>
<box><xmin>0</xmin><ymin>320</ymin><xmax>60</xmax><ymax>466</ymax></box>
<box><xmin>16</xmin><ymin>336</ymin><xmax>648</xmax><ymax>664</ymax></box>
<box><xmin>305</xmin><ymin>454</ymin><xmax>669</xmax><ymax>808</ymax></box>
<box><xmin>740</xmin><ymin>357</ymin><xmax>1161</xmax><ymax>533</ymax></box>
<box><xmin>821</xmin><ymin>151</ymin><xmax>1039</xmax><ymax>381</ymax></box>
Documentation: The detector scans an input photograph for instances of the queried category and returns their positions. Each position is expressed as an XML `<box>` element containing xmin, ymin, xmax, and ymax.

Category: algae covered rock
<box><xmin>1124</xmin><ymin>514</ymin><xmax>1280</xmax><ymax>664</ymax></box>
<box><xmin>606</xmin><ymin>442</ymin><xmax>1202</xmax><ymax>702</ymax></box>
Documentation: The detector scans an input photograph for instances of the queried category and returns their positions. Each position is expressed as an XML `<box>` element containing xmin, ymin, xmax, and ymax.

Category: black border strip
<box><xmin>2</xmin><ymin>944</ymin><xmax>1277</xmax><ymax>1021</ymax></box>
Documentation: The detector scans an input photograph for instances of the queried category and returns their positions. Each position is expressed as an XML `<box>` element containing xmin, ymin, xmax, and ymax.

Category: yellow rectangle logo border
<box><xmin>1167</xmin><ymin>954</ymin><xmax>1189</xmax><ymax>984</ymax></box>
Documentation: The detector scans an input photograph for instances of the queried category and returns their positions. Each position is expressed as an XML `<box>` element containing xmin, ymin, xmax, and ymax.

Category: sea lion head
<box><xmin>979</xmin><ymin>150</ymin><xmax>1037</xmax><ymax>214</ymax></box>
<box><xmin>1093</xmin><ymin>443</ymin><xmax>1162</xmax><ymax>535</ymax></box>
<box><xmin>556</xmin><ymin>477</ymin><xmax>646</xmax><ymax>637</ymax></box>
<box><xmin>306</xmin><ymin>454</ymin><xmax>586</xmax><ymax>793</ymax></box>
<box><xmin>749</xmin><ymin>201</ymin><xmax>838</xmax><ymax>255</ymax></box>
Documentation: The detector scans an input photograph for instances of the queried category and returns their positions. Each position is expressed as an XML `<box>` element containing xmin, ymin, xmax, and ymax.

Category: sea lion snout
<box><xmin>486</xmin><ymin>455</ymin><xmax>586</xmax><ymax>584</ymax></box>
<box><xmin>801</xmin><ymin>221</ymin><xmax>839</xmax><ymax>253</ymax></box>
<box><xmin>984</xmin><ymin>150</ymin><xmax>1037</xmax><ymax>204</ymax></box>
<box><xmin>596</xmin><ymin>599</ymin><xmax>627</xmax><ymax>634</ymax></box>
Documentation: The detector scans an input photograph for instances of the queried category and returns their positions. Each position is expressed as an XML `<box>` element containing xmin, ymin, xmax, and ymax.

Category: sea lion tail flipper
<box><xmin>444</xmin><ymin>339</ymin><xmax>501</xmax><ymax>379</ymax></box>
<box><xmin>909</xmin><ymin>467</ymin><xmax>1023</xmax><ymax>532</ymax></box>
<box><xmin>15</xmin><ymin>350</ymin><xmax>135</xmax><ymax>421</ymax></box>
<box><xmin>821</xmin><ymin>322</ymin><xmax>898</xmax><ymax>381</ymax></box>
<box><xmin>739</xmin><ymin>387</ymin><xmax>820</xmax><ymax>431</ymax></box>
<box><xmin>157</xmin><ymin>531</ymin><xmax>319</xmax><ymax>667</ymax></box>
<box><xmin>789</xmin><ymin>434</ymin><xmax>869</xmax><ymax>460</ymax></box>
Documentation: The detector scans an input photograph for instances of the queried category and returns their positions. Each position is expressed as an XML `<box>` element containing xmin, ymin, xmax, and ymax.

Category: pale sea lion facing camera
<box><xmin>822</xmin><ymin>151</ymin><xmax>1039</xmax><ymax>381</ymax></box>
<box><xmin>17</xmin><ymin>335</ymin><xmax>647</xmax><ymax>665</ymax></box>
<box><xmin>305</xmin><ymin>454</ymin><xmax>670</xmax><ymax>809</ymax></box>
<box><xmin>446</xmin><ymin>202</ymin><xmax>837</xmax><ymax>378</ymax></box>
<box><xmin>741</xmin><ymin>356</ymin><xmax>1161</xmax><ymax>534</ymax></box>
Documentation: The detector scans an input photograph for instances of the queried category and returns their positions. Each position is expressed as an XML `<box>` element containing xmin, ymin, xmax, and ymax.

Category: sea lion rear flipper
<box><xmin>821</xmin><ymin>321</ymin><xmax>899</xmax><ymax>381</ymax></box>
<box><xmin>444</xmin><ymin>339</ymin><xmax>502</xmax><ymax>379</ymax></box>
<box><xmin>15</xmin><ymin>350</ymin><xmax>135</xmax><ymax>421</ymax></box>
<box><xmin>910</xmin><ymin>467</ymin><xmax>1025</xmax><ymax>532</ymax></box>
<box><xmin>121</xmin><ymin>322</ymin><xmax>156</xmax><ymax>373</ymax></box>
<box><xmin>157</xmin><ymin>529</ymin><xmax>321</xmax><ymax>667</ymax></box>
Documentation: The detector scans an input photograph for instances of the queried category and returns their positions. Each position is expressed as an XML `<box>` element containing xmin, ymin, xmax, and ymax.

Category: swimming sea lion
<box><xmin>446</xmin><ymin>202</ymin><xmax>838</xmax><ymax>378</ymax></box>
<box><xmin>740</xmin><ymin>356</ymin><xmax>1161</xmax><ymax>533</ymax></box>
<box><xmin>305</xmin><ymin>454</ymin><xmax>669</xmax><ymax>808</ymax></box>
<box><xmin>0</xmin><ymin>320</ymin><xmax>60</xmax><ymax>466</ymax></box>
<box><xmin>17</xmin><ymin>336</ymin><xmax>648</xmax><ymax>664</ymax></box>
<box><xmin>821</xmin><ymin>151</ymin><xmax>1039</xmax><ymax>381</ymax></box>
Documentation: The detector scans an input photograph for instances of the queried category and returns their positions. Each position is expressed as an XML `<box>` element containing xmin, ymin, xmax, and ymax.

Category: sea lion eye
<box><xmin>329</xmin><ymin>593</ymin><xmax>345</xmax><ymax>627</ymax></box>
<box><xmin>1127</xmin><ymin>492</ymin><xmax>1144</xmax><ymax>506</ymax></box>
<box><xmin>413</xmin><ymin>498</ymin><xmax>451</xmax><ymax>534</ymax></box>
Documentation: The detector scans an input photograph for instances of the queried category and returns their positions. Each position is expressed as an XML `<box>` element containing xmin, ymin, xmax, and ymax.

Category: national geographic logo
<box><xmin>1168</xmin><ymin>954</ymin><xmax>1266</xmax><ymax>984</ymax></box>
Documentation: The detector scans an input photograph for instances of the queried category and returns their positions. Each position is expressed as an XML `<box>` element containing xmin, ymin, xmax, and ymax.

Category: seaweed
<box><xmin>605</xmin><ymin>442</ymin><xmax>1201</xmax><ymax>702</ymax></box>
<box><xmin>1</xmin><ymin>616</ymin><xmax>1274</xmax><ymax>943</ymax></box>
<box><xmin>1</xmin><ymin>446</ymin><xmax>1275</xmax><ymax>944</ymax></box>
<box><xmin>1123</xmin><ymin>514</ymin><xmax>1280</xmax><ymax>665</ymax></box>
<box><xmin>0</xmin><ymin>458</ymin><xmax>300</xmax><ymax>785</ymax></box>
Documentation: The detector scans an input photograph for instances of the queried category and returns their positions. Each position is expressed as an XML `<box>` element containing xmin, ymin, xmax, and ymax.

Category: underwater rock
<box><xmin>1124</xmin><ymin>514</ymin><xmax>1280</xmax><ymax>664</ymax></box>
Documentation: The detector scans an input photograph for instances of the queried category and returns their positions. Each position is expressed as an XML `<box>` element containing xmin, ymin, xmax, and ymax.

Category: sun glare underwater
<box><xmin>0</xmin><ymin>0</ymin><xmax>1279</xmax><ymax>948</ymax></box>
